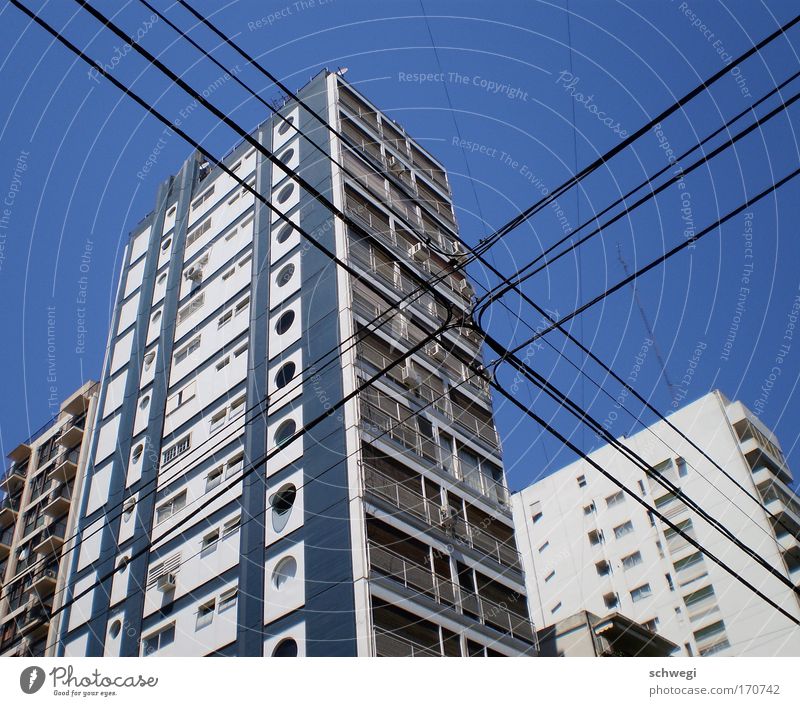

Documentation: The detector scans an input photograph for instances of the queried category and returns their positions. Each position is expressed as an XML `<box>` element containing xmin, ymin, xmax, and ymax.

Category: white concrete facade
<box><xmin>513</xmin><ymin>391</ymin><xmax>800</xmax><ymax>656</ymax></box>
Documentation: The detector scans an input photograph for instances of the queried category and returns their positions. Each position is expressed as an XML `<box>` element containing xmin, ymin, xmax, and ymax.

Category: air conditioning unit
<box><xmin>409</xmin><ymin>242</ymin><xmax>430</xmax><ymax>263</ymax></box>
<box><xmin>184</xmin><ymin>266</ymin><xmax>202</xmax><ymax>282</ymax></box>
<box><xmin>401</xmin><ymin>366</ymin><xmax>422</xmax><ymax>392</ymax></box>
<box><xmin>426</xmin><ymin>342</ymin><xmax>443</xmax><ymax>359</ymax></box>
<box><xmin>459</xmin><ymin>280</ymin><xmax>474</xmax><ymax>297</ymax></box>
<box><xmin>439</xmin><ymin>506</ymin><xmax>457</xmax><ymax>533</ymax></box>
<box><xmin>157</xmin><ymin>573</ymin><xmax>177</xmax><ymax>592</ymax></box>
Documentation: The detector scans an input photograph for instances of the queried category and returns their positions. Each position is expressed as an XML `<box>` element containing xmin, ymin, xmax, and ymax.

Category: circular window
<box><xmin>275</xmin><ymin>222</ymin><xmax>293</xmax><ymax>244</ymax></box>
<box><xmin>117</xmin><ymin>555</ymin><xmax>130</xmax><ymax>571</ymax></box>
<box><xmin>132</xmin><ymin>444</ymin><xmax>144</xmax><ymax>463</ymax></box>
<box><xmin>276</xmin><ymin>264</ymin><xmax>295</xmax><ymax>287</ymax></box>
<box><xmin>279</xmin><ymin>148</ymin><xmax>295</xmax><ymax>165</ymax></box>
<box><xmin>157</xmin><ymin>272</ymin><xmax>167</xmax><ymax>285</ymax></box>
<box><xmin>109</xmin><ymin>620</ymin><xmax>122</xmax><ymax>638</ymax></box>
<box><xmin>274</xmin><ymin>362</ymin><xmax>296</xmax><ymax>389</ymax></box>
<box><xmin>272</xmin><ymin>556</ymin><xmax>297</xmax><ymax>590</ymax></box>
<box><xmin>139</xmin><ymin>395</ymin><xmax>150</xmax><ymax>410</ymax></box>
<box><xmin>278</xmin><ymin>116</ymin><xmax>295</xmax><ymax>135</ymax></box>
<box><xmin>272</xmin><ymin>638</ymin><xmax>298</xmax><ymax>657</ymax></box>
<box><xmin>274</xmin><ymin>419</ymin><xmax>296</xmax><ymax>448</ymax></box>
<box><xmin>275</xmin><ymin>310</ymin><xmax>295</xmax><ymax>335</ymax></box>
<box><xmin>152</xmin><ymin>310</ymin><xmax>162</xmax><ymax>324</ymax></box>
<box><xmin>271</xmin><ymin>484</ymin><xmax>297</xmax><ymax>533</ymax></box>
<box><xmin>161</xmin><ymin>238</ymin><xmax>172</xmax><ymax>251</ymax></box>
<box><xmin>144</xmin><ymin>352</ymin><xmax>156</xmax><ymax>370</ymax></box>
<box><xmin>277</xmin><ymin>183</ymin><xmax>294</xmax><ymax>204</ymax></box>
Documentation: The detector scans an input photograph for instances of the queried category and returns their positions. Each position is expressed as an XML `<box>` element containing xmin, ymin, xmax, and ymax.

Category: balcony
<box><xmin>362</xmin><ymin>461</ymin><xmax>521</xmax><ymax>570</ymax></box>
<box><xmin>30</xmin><ymin>564</ymin><xmax>59</xmax><ymax>595</ymax></box>
<box><xmin>59</xmin><ymin>417</ymin><xmax>85</xmax><ymax>450</ymax></box>
<box><xmin>33</xmin><ymin>523</ymin><xmax>66</xmax><ymax>556</ymax></box>
<box><xmin>49</xmin><ymin>448</ymin><xmax>79</xmax><ymax>483</ymax></box>
<box><xmin>0</xmin><ymin>464</ymin><xmax>27</xmax><ymax>493</ymax></box>
<box><xmin>374</xmin><ymin>627</ymin><xmax>441</xmax><ymax>657</ymax></box>
<box><xmin>368</xmin><ymin>541</ymin><xmax>535</xmax><ymax>644</ymax></box>
<box><xmin>18</xmin><ymin>603</ymin><xmax>50</xmax><ymax>638</ymax></box>
<box><xmin>0</xmin><ymin>494</ymin><xmax>20</xmax><ymax>527</ymax></box>
<box><xmin>0</xmin><ymin>526</ymin><xmax>13</xmax><ymax>559</ymax></box>
<box><xmin>42</xmin><ymin>482</ymin><xmax>71</xmax><ymax>517</ymax></box>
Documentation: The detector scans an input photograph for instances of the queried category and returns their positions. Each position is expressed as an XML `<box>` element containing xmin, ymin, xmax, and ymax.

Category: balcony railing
<box><xmin>373</xmin><ymin>627</ymin><xmax>441</xmax><ymax>657</ymax></box>
<box><xmin>0</xmin><ymin>464</ymin><xmax>27</xmax><ymax>490</ymax></box>
<box><xmin>362</xmin><ymin>461</ymin><xmax>521</xmax><ymax>570</ymax></box>
<box><xmin>368</xmin><ymin>542</ymin><xmax>534</xmax><ymax>644</ymax></box>
<box><xmin>0</xmin><ymin>526</ymin><xmax>14</xmax><ymax>547</ymax></box>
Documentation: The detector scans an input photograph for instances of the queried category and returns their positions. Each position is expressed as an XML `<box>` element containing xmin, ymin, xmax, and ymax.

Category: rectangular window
<box><xmin>538</xmin><ymin>541</ymin><xmax>549</xmax><ymax>553</ymax></box>
<box><xmin>234</xmin><ymin>343</ymin><xmax>248</xmax><ymax>358</ymax></box>
<box><xmin>677</xmin><ymin>458</ymin><xmax>688</xmax><ymax>477</ymax></box>
<box><xmin>210</xmin><ymin>409</ymin><xmax>226</xmax><ymax>432</ymax></box>
<box><xmin>577</xmin><ymin>475</ymin><xmax>587</xmax><ymax>488</ymax></box>
<box><xmin>142</xmin><ymin>623</ymin><xmax>175</xmax><ymax>655</ymax></box>
<box><xmin>684</xmin><ymin>584</ymin><xmax>715</xmax><ymax>607</ymax></box>
<box><xmin>156</xmin><ymin>490</ymin><xmax>187</xmax><ymax>524</ymax></box>
<box><xmin>222</xmin><ymin>266</ymin><xmax>236</xmax><ymax>279</ymax></box>
<box><xmin>637</xmin><ymin>479</ymin><xmax>646</xmax><ymax>496</ymax></box>
<box><xmin>219</xmin><ymin>587</ymin><xmax>238</xmax><ymax>613</ymax></box>
<box><xmin>630</xmin><ymin>583</ymin><xmax>652</xmax><ymax>603</ymax></box>
<box><xmin>595</xmin><ymin>560</ymin><xmax>611</xmax><ymax>576</ymax></box>
<box><xmin>177</xmin><ymin>293</ymin><xmax>205</xmax><ymax>324</ymax></box>
<box><xmin>166</xmin><ymin>381</ymin><xmax>197</xmax><ymax>414</ymax></box>
<box><xmin>674</xmin><ymin>552</ymin><xmax>704</xmax><ymax>572</ymax></box>
<box><xmin>606</xmin><ymin>490</ymin><xmax>625</xmax><ymax>508</ymax></box>
<box><xmin>226</xmin><ymin>453</ymin><xmax>244</xmax><ymax>477</ymax></box>
<box><xmin>666</xmin><ymin>573</ymin><xmax>675</xmax><ymax>591</ymax></box>
<box><xmin>583</xmin><ymin>502</ymin><xmax>596</xmax><ymax>515</ymax></box>
<box><xmin>162</xmin><ymin>436</ymin><xmax>191</xmax><ymax>465</ymax></box>
<box><xmin>217</xmin><ymin>310</ymin><xmax>233</xmax><ymax>329</ymax></box>
<box><xmin>205</xmin><ymin>468</ymin><xmax>223</xmax><ymax>492</ymax></box>
<box><xmin>186</xmin><ymin>217</ymin><xmax>212</xmax><ymax>246</ymax></box>
<box><xmin>588</xmin><ymin>529</ymin><xmax>604</xmax><ymax>546</ymax></box>
<box><xmin>222</xmin><ymin>515</ymin><xmax>241</xmax><ymax>537</ymax></box>
<box><xmin>621</xmin><ymin>551</ymin><xmax>643</xmax><ymax>570</ymax></box>
<box><xmin>216</xmin><ymin>355</ymin><xmax>231</xmax><ymax>371</ymax></box>
<box><xmin>228</xmin><ymin>396</ymin><xmax>246</xmax><ymax>420</ymax></box>
<box><xmin>201</xmin><ymin>529</ymin><xmax>219</xmax><ymax>557</ymax></box>
<box><xmin>550</xmin><ymin>602</ymin><xmax>561</xmax><ymax>615</ymax></box>
<box><xmin>191</xmin><ymin>185</ymin><xmax>215</xmax><ymax>211</ymax></box>
<box><xmin>196</xmin><ymin>600</ymin><xmax>215</xmax><ymax>630</ymax></box>
<box><xmin>603</xmin><ymin>592</ymin><xmax>619</xmax><ymax>609</ymax></box>
<box><xmin>693</xmin><ymin>619</ymin><xmax>725</xmax><ymax>643</ymax></box>
<box><xmin>544</xmin><ymin>570</ymin><xmax>555</xmax><ymax>583</ymax></box>
<box><xmin>613</xmin><ymin>520</ymin><xmax>634</xmax><ymax>539</ymax></box>
<box><xmin>174</xmin><ymin>336</ymin><xmax>201</xmax><ymax>365</ymax></box>
<box><xmin>642</xmin><ymin>617</ymin><xmax>659</xmax><ymax>632</ymax></box>
<box><xmin>235</xmin><ymin>297</ymin><xmax>250</xmax><ymax>317</ymax></box>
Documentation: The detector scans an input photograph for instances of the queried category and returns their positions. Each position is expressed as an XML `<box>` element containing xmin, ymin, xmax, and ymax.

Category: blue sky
<box><xmin>0</xmin><ymin>0</ymin><xmax>798</xmax><ymax>493</ymax></box>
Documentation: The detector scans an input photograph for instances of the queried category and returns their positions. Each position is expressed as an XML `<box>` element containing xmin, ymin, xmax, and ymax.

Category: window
<box><xmin>228</xmin><ymin>396</ymin><xmax>246</xmax><ymax>420</ymax></box>
<box><xmin>613</xmin><ymin>520</ymin><xmax>634</xmax><ymax>539</ymax></box>
<box><xmin>648</xmin><ymin>510</ymin><xmax>656</xmax><ymax>527</ymax></box>
<box><xmin>677</xmin><ymin>458</ymin><xmax>688</xmax><ymax>477</ymax></box>
<box><xmin>275</xmin><ymin>222</ymin><xmax>293</xmax><ymax>243</ymax></box>
<box><xmin>693</xmin><ymin>620</ymin><xmax>725</xmax><ymax>643</ymax></box>
<box><xmin>143</xmin><ymin>351</ymin><xmax>156</xmax><ymax>371</ymax></box>
<box><xmin>637</xmin><ymin>479</ymin><xmax>646</xmax><ymax>496</ymax></box>
<box><xmin>583</xmin><ymin>502</ymin><xmax>596</xmax><ymax>515</ymax></box>
<box><xmin>177</xmin><ymin>294</ymin><xmax>205</xmax><ymax>324</ymax></box>
<box><xmin>606</xmin><ymin>490</ymin><xmax>625</xmax><ymax>508</ymax></box>
<box><xmin>216</xmin><ymin>355</ymin><xmax>231</xmax><ymax>371</ymax></box>
<box><xmin>595</xmin><ymin>560</ymin><xmax>611</xmax><ymax>576</ymax></box>
<box><xmin>544</xmin><ymin>570</ymin><xmax>555</xmax><ymax>583</ymax></box>
<box><xmin>642</xmin><ymin>617</ymin><xmax>659</xmax><ymax>633</ymax></box>
<box><xmin>684</xmin><ymin>584</ymin><xmax>715</xmax><ymax>607</ymax></box>
<box><xmin>588</xmin><ymin>529</ymin><xmax>604</xmax><ymax>546</ymax></box>
<box><xmin>217</xmin><ymin>310</ymin><xmax>232</xmax><ymax>329</ymax></box>
<box><xmin>196</xmin><ymin>600</ymin><xmax>215</xmax><ymax>630</ymax></box>
<box><xmin>674</xmin><ymin>552</ymin><xmax>703</xmax><ymax>572</ymax></box>
<box><xmin>166</xmin><ymin>381</ymin><xmax>196</xmax><ymax>414</ymax></box>
<box><xmin>162</xmin><ymin>435</ymin><xmax>190</xmax><ymax>465</ymax></box>
<box><xmin>272</xmin><ymin>638</ymin><xmax>298</xmax><ymax>657</ymax></box>
<box><xmin>630</xmin><ymin>583</ymin><xmax>652</xmax><ymax>602</ymax></box>
<box><xmin>186</xmin><ymin>217</ymin><xmax>212</xmax><ymax>247</ymax></box>
<box><xmin>277</xmin><ymin>183</ymin><xmax>294</xmax><ymax>203</ymax></box>
<box><xmin>201</xmin><ymin>530</ymin><xmax>219</xmax><ymax>556</ymax></box>
<box><xmin>275</xmin><ymin>310</ymin><xmax>295</xmax><ymax>334</ymax></box>
<box><xmin>191</xmin><ymin>185</ymin><xmax>215</xmax><ymax>210</ymax></box>
<box><xmin>274</xmin><ymin>419</ymin><xmax>296</xmax><ymax>448</ymax></box>
<box><xmin>161</xmin><ymin>238</ymin><xmax>172</xmax><ymax>252</ymax></box>
<box><xmin>272</xmin><ymin>556</ymin><xmax>297</xmax><ymax>590</ymax></box>
<box><xmin>538</xmin><ymin>541</ymin><xmax>549</xmax><ymax>553</ymax></box>
<box><xmin>174</xmin><ymin>336</ymin><xmax>201</xmax><ymax>365</ymax></box>
<box><xmin>577</xmin><ymin>475</ymin><xmax>586</xmax><ymax>488</ymax></box>
<box><xmin>654</xmin><ymin>492</ymin><xmax>678</xmax><ymax>509</ymax></box>
<box><xmin>151</xmin><ymin>310</ymin><xmax>162</xmax><ymax>325</ymax></box>
<box><xmin>226</xmin><ymin>454</ymin><xmax>244</xmax><ymax>478</ymax></box>
<box><xmin>603</xmin><ymin>592</ymin><xmax>619</xmax><ymax>609</ymax></box>
<box><xmin>666</xmin><ymin>573</ymin><xmax>675</xmax><ymax>591</ymax></box>
<box><xmin>142</xmin><ymin>623</ymin><xmax>175</xmax><ymax>655</ymax></box>
<box><xmin>156</xmin><ymin>491</ymin><xmax>187</xmax><ymax>524</ymax></box>
<box><xmin>278</xmin><ymin>115</ymin><xmax>295</xmax><ymax>135</ymax></box>
<box><xmin>278</xmin><ymin>147</ymin><xmax>294</xmax><ymax>164</ymax></box>
<box><xmin>550</xmin><ymin>602</ymin><xmax>561</xmax><ymax>615</ymax></box>
<box><xmin>621</xmin><ymin>551</ymin><xmax>643</xmax><ymax>570</ymax></box>
<box><xmin>167</xmin><ymin>205</ymin><xmax>177</xmax><ymax>218</ymax></box>
<box><xmin>235</xmin><ymin>296</ymin><xmax>250</xmax><ymax>316</ymax></box>
<box><xmin>205</xmin><ymin>468</ymin><xmax>223</xmax><ymax>492</ymax></box>
<box><xmin>219</xmin><ymin>588</ymin><xmax>238</xmax><ymax>613</ymax></box>
<box><xmin>276</xmin><ymin>263</ymin><xmax>295</xmax><ymax>287</ymax></box>
<box><xmin>210</xmin><ymin>410</ymin><xmax>226</xmax><ymax>432</ymax></box>
<box><xmin>222</xmin><ymin>266</ymin><xmax>235</xmax><ymax>280</ymax></box>
<box><xmin>222</xmin><ymin>515</ymin><xmax>241</xmax><ymax>537</ymax></box>
<box><xmin>131</xmin><ymin>444</ymin><xmax>144</xmax><ymax>463</ymax></box>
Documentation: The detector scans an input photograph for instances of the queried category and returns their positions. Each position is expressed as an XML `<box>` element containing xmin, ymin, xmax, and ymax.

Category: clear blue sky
<box><xmin>0</xmin><ymin>0</ymin><xmax>798</xmax><ymax>493</ymax></box>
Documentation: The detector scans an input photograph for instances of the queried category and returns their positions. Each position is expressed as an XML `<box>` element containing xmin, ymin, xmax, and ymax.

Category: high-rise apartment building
<box><xmin>513</xmin><ymin>391</ymin><xmax>800</xmax><ymax>656</ymax></box>
<box><xmin>55</xmin><ymin>70</ymin><xmax>536</xmax><ymax>657</ymax></box>
<box><xmin>0</xmin><ymin>381</ymin><xmax>98</xmax><ymax>657</ymax></box>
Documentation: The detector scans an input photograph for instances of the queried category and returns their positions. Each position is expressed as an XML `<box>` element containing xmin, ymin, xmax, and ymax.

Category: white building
<box><xmin>55</xmin><ymin>70</ymin><xmax>535</xmax><ymax>657</ymax></box>
<box><xmin>513</xmin><ymin>390</ymin><xmax>800</xmax><ymax>656</ymax></box>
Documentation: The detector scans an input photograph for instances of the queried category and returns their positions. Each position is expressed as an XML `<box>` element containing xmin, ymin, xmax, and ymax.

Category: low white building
<box><xmin>513</xmin><ymin>391</ymin><xmax>800</xmax><ymax>656</ymax></box>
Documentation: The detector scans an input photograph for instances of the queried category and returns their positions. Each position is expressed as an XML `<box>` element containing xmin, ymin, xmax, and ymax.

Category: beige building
<box><xmin>0</xmin><ymin>381</ymin><xmax>98</xmax><ymax>656</ymax></box>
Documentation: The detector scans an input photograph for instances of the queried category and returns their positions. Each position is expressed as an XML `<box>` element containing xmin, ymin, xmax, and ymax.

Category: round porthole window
<box><xmin>132</xmin><ymin>444</ymin><xmax>144</xmax><ymax>463</ymax></box>
<box><xmin>157</xmin><ymin>272</ymin><xmax>167</xmax><ymax>285</ymax></box>
<box><xmin>144</xmin><ymin>351</ymin><xmax>156</xmax><ymax>370</ymax></box>
<box><xmin>274</xmin><ymin>362</ymin><xmax>296</xmax><ymax>389</ymax></box>
<box><xmin>279</xmin><ymin>148</ymin><xmax>295</xmax><ymax>165</ymax></box>
<box><xmin>277</xmin><ymin>183</ymin><xmax>294</xmax><ymax>204</ymax></box>
<box><xmin>275</xmin><ymin>222</ymin><xmax>293</xmax><ymax>244</ymax></box>
<box><xmin>272</xmin><ymin>556</ymin><xmax>297</xmax><ymax>590</ymax></box>
<box><xmin>278</xmin><ymin>116</ymin><xmax>295</xmax><ymax>136</ymax></box>
<box><xmin>109</xmin><ymin>619</ymin><xmax>122</xmax><ymax>638</ymax></box>
<box><xmin>152</xmin><ymin>310</ymin><xmax>162</xmax><ymax>324</ymax></box>
<box><xmin>276</xmin><ymin>263</ymin><xmax>295</xmax><ymax>287</ymax></box>
<box><xmin>274</xmin><ymin>419</ymin><xmax>296</xmax><ymax>448</ymax></box>
<box><xmin>272</xmin><ymin>638</ymin><xmax>298</xmax><ymax>657</ymax></box>
<box><xmin>274</xmin><ymin>310</ymin><xmax>295</xmax><ymax>335</ymax></box>
<box><xmin>139</xmin><ymin>395</ymin><xmax>150</xmax><ymax>410</ymax></box>
<box><xmin>161</xmin><ymin>238</ymin><xmax>172</xmax><ymax>251</ymax></box>
<box><xmin>271</xmin><ymin>484</ymin><xmax>297</xmax><ymax>533</ymax></box>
